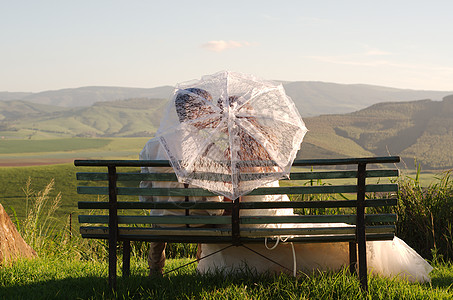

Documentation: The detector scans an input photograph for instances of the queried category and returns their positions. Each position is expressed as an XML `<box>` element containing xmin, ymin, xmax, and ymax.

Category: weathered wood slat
<box><xmin>78</xmin><ymin>198</ymin><xmax>397</xmax><ymax>210</ymax></box>
<box><xmin>80</xmin><ymin>232</ymin><xmax>395</xmax><ymax>243</ymax></box>
<box><xmin>288</xmin><ymin>169</ymin><xmax>398</xmax><ymax>180</ymax></box>
<box><xmin>75</xmin><ymin>159</ymin><xmax>172</xmax><ymax>167</ymax></box>
<box><xmin>241</xmin><ymin>215</ymin><xmax>357</xmax><ymax>224</ymax></box>
<box><xmin>76</xmin><ymin>169</ymin><xmax>399</xmax><ymax>182</ymax></box>
<box><xmin>77</xmin><ymin>184</ymin><xmax>397</xmax><ymax>196</ymax></box>
<box><xmin>238</xmin><ymin>198</ymin><xmax>397</xmax><ymax>209</ymax></box>
<box><xmin>80</xmin><ymin>226</ymin><xmax>395</xmax><ymax>242</ymax></box>
<box><xmin>364</xmin><ymin>214</ymin><xmax>397</xmax><ymax>223</ymax></box>
<box><xmin>77</xmin><ymin>172</ymin><xmax>178</xmax><ymax>181</ymax></box>
<box><xmin>292</xmin><ymin>156</ymin><xmax>400</xmax><ymax>166</ymax></box>
<box><xmin>74</xmin><ymin>156</ymin><xmax>400</xmax><ymax>167</ymax></box>
<box><xmin>80</xmin><ymin>225</ymin><xmax>394</xmax><ymax>238</ymax></box>
<box><xmin>79</xmin><ymin>213</ymin><xmax>396</xmax><ymax>225</ymax></box>
<box><xmin>78</xmin><ymin>201</ymin><xmax>233</xmax><ymax>210</ymax></box>
<box><xmin>79</xmin><ymin>215</ymin><xmax>232</xmax><ymax>225</ymax></box>
<box><xmin>242</xmin><ymin>214</ymin><xmax>397</xmax><ymax>224</ymax></box>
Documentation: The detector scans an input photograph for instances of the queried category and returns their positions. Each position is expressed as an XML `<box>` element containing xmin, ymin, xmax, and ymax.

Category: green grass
<box><xmin>1</xmin><ymin>167</ymin><xmax>452</xmax><ymax>299</ymax></box>
<box><xmin>0</xmin><ymin>138</ymin><xmax>112</xmax><ymax>154</ymax></box>
<box><xmin>0</xmin><ymin>137</ymin><xmax>149</xmax><ymax>160</ymax></box>
<box><xmin>1</xmin><ymin>257</ymin><xmax>452</xmax><ymax>299</ymax></box>
<box><xmin>0</xmin><ymin>164</ymin><xmax>89</xmax><ymax>224</ymax></box>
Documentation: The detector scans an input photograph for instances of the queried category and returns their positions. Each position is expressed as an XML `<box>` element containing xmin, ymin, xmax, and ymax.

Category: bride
<box><xmin>192</xmin><ymin>95</ymin><xmax>432</xmax><ymax>283</ymax></box>
<box><xmin>196</xmin><ymin>115</ymin><xmax>432</xmax><ymax>282</ymax></box>
<box><xmin>197</xmin><ymin>183</ymin><xmax>433</xmax><ymax>283</ymax></box>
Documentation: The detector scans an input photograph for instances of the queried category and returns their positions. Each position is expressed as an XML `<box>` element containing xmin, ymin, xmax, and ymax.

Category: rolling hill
<box><xmin>0</xmin><ymin>100</ymin><xmax>68</xmax><ymax>121</ymax></box>
<box><xmin>0</xmin><ymin>86</ymin><xmax>174</xmax><ymax>107</ymax></box>
<box><xmin>2</xmin><ymin>90</ymin><xmax>453</xmax><ymax>169</ymax></box>
<box><xmin>1</xmin><ymin>98</ymin><xmax>167</xmax><ymax>138</ymax></box>
<box><xmin>299</xmin><ymin>95</ymin><xmax>453</xmax><ymax>169</ymax></box>
<box><xmin>284</xmin><ymin>81</ymin><xmax>452</xmax><ymax>116</ymax></box>
<box><xmin>1</xmin><ymin>82</ymin><xmax>451</xmax><ymax>116</ymax></box>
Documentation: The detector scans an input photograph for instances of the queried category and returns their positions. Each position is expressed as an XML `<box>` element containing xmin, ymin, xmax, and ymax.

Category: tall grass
<box><xmin>12</xmin><ymin>178</ymin><xmax>195</xmax><ymax>261</ymax></box>
<box><xmin>397</xmin><ymin>168</ymin><xmax>453</xmax><ymax>261</ymax></box>
<box><xmin>19</xmin><ymin>177</ymin><xmax>63</xmax><ymax>253</ymax></box>
<box><xmin>3</xmin><ymin>176</ymin><xmax>453</xmax><ymax>298</ymax></box>
<box><xmin>286</xmin><ymin>167</ymin><xmax>453</xmax><ymax>262</ymax></box>
<box><xmin>11</xmin><ymin>178</ymin><xmax>104</xmax><ymax>260</ymax></box>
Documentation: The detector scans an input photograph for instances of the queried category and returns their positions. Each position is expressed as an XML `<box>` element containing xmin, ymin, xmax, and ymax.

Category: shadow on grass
<box><xmin>0</xmin><ymin>272</ymin><xmax>281</xmax><ymax>299</ymax></box>
<box><xmin>431</xmin><ymin>275</ymin><xmax>453</xmax><ymax>289</ymax></box>
<box><xmin>2</xmin><ymin>269</ymin><xmax>450</xmax><ymax>299</ymax></box>
<box><xmin>0</xmin><ymin>276</ymin><xmax>110</xmax><ymax>299</ymax></box>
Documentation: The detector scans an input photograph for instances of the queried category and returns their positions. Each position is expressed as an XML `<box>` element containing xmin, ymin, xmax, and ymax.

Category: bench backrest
<box><xmin>76</xmin><ymin>156</ymin><xmax>400</xmax><ymax>244</ymax></box>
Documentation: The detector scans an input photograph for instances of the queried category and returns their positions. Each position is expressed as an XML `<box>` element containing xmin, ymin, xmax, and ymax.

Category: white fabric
<box><xmin>197</xmin><ymin>181</ymin><xmax>433</xmax><ymax>283</ymax></box>
<box><xmin>139</xmin><ymin>137</ymin><xmax>224</xmax><ymax>219</ymax></box>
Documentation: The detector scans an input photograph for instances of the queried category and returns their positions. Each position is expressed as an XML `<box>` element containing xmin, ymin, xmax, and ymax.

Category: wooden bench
<box><xmin>75</xmin><ymin>156</ymin><xmax>400</xmax><ymax>291</ymax></box>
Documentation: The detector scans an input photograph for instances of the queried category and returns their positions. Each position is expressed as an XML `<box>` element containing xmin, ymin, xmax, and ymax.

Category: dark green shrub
<box><xmin>396</xmin><ymin>168</ymin><xmax>453</xmax><ymax>261</ymax></box>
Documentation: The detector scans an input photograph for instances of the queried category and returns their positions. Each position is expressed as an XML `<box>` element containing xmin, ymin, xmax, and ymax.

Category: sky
<box><xmin>1</xmin><ymin>0</ymin><xmax>453</xmax><ymax>92</ymax></box>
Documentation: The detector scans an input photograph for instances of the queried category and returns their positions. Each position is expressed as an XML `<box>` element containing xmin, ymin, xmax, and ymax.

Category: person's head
<box><xmin>221</xmin><ymin>95</ymin><xmax>277</xmax><ymax>171</ymax></box>
<box><xmin>175</xmin><ymin>88</ymin><xmax>213</xmax><ymax>123</ymax></box>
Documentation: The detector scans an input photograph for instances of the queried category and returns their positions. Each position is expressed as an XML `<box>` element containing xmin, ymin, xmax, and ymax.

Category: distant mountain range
<box><xmin>298</xmin><ymin>95</ymin><xmax>453</xmax><ymax>169</ymax></box>
<box><xmin>0</xmin><ymin>86</ymin><xmax>174</xmax><ymax>108</ymax></box>
<box><xmin>1</xmin><ymin>82</ymin><xmax>452</xmax><ymax>116</ymax></box>
<box><xmin>1</xmin><ymin>82</ymin><xmax>453</xmax><ymax>169</ymax></box>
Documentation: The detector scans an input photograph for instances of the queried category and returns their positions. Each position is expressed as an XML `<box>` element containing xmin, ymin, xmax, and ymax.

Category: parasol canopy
<box><xmin>156</xmin><ymin>71</ymin><xmax>308</xmax><ymax>199</ymax></box>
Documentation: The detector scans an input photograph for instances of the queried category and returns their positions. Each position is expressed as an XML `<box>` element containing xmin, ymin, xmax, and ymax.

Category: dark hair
<box><xmin>175</xmin><ymin>88</ymin><xmax>213</xmax><ymax>123</ymax></box>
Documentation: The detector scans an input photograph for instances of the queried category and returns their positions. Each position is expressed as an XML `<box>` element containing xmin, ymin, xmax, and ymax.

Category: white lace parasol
<box><xmin>156</xmin><ymin>71</ymin><xmax>308</xmax><ymax>199</ymax></box>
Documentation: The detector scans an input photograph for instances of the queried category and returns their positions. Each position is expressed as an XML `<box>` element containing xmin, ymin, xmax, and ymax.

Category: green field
<box><xmin>0</xmin><ymin>137</ymin><xmax>445</xmax><ymax>227</ymax></box>
<box><xmin>0</xmin><ymin>137</ymin><xmax>149</xmax><ymax>225</ymax></box>
<box><xmin>0</xmin><ymin>137</ymin><xmax>149</xmax><ymax>164</ymax></box>
<box><xmin>0</xmin><ymin>137</ymin><xmax>451</xmax><ymax>299</ymax></box>
<box><xmin>0</xmin><ymin>138</ymin><xmax>112</xmax><ymax>154</ymax></box>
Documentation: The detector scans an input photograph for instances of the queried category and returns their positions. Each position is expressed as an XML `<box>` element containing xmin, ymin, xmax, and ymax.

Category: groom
<box><xmin>139</xmin><ymin>88</ymin><xmax>224</xmax><ymax>275</ymax></box>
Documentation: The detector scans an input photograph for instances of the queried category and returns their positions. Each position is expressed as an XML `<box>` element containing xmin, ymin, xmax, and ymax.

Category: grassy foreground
<box><xmin>1</xmin><ymin>257</ymin><xmax>452</xmax><ymax>299</ymax></box>
<box><xmin>1</xmin><ymin>161</ymin><xmax>452</xmax><ymax>298</ymax></box>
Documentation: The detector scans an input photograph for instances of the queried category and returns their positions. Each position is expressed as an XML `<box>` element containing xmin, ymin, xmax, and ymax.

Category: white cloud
<box><xmin>365</xmin><ymin>49</ymin><xmax>392</xmax><ymax>56</ymax></box>
<box><xmin>201</xmin><ymin>40</ymin><xmax>251</xmax><ymax>52</ymax></box>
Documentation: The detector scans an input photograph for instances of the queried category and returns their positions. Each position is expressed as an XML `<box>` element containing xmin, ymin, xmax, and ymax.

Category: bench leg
<box><xmin>357</xmin><ymin>238</ymin><xmax>368</xmax><ymax>292</ymax></box>
<box><xmin>109</xmin><ymin>237</ymin><xmax>117</xmax><ymax>290</ymax></box>
<box><xmin>123</xmin><ymin>240</ymin><xmax>131</xmax><ymax>277</ymax></box>
<box><xmin>348</xmin><ymin>242</ymin><xmax>357</xmax><ymax>275</ymax></box>
<box><xmin>356</xmin><ymin>162</ymin><xmax>368</xmax><ymax>292</ymax></box>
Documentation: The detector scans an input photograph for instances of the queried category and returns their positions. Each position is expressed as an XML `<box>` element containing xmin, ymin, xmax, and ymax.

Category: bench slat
<box><xmin>242</xmin><ymin>214</ymin><xmax>397</xmax><ymax>224</ymax></box>
<box><xmin>79</xmin><ymin>233</ymin><xmax>395</xmax><ymax>243</ymax></box>
<box><xmin>78</xmin><ymin>201</ymin><xmax>232</xmax><ymax>210</ymax></box>
<box><xmin>77</xmin><ymin>172</ymin><xmax>177</xmax><ymax>181</ymax></box>
<box><xmin>80</xmin><ymin>226</ymin><xmax>394</xmax><ymax>243</ymax></box>
<box><xmin>79</xmin><ymin>215</ymin><xmax>232</xmax><ymax>225</ymax></box>
<box><xmin>76</xmin><ymin>169</ymin><xmax>399</xmax><ymax>182</ymax></box>
<box><xmin>74</xmin><ymin>156</ymin><xmax>400</xmax><ymax>167</ymax></box>
<box><xmin>77</xmin><ymin>198</ymin><xmax>397</xmax><ymax>210</ymax></box>
<box><xmin>77</xmin><ymin>184</ymin><xmax>398</xmax><ymax>196</ymax></box>
<box><xmin>80</xmin><ymin>225</ymin><xmax>394</xmax><ymax>238</ymax></box>
<box><xmin>78</xmin><ymin>213</ymin><xmax>396</xmax><ymax>225</ymax></box>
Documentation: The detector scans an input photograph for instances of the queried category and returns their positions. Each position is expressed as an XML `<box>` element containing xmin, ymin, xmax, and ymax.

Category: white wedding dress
<box><xmin>197</xmin><ymin>182</ymin><xmax>433</xmax><ymax>283</ymax></box>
